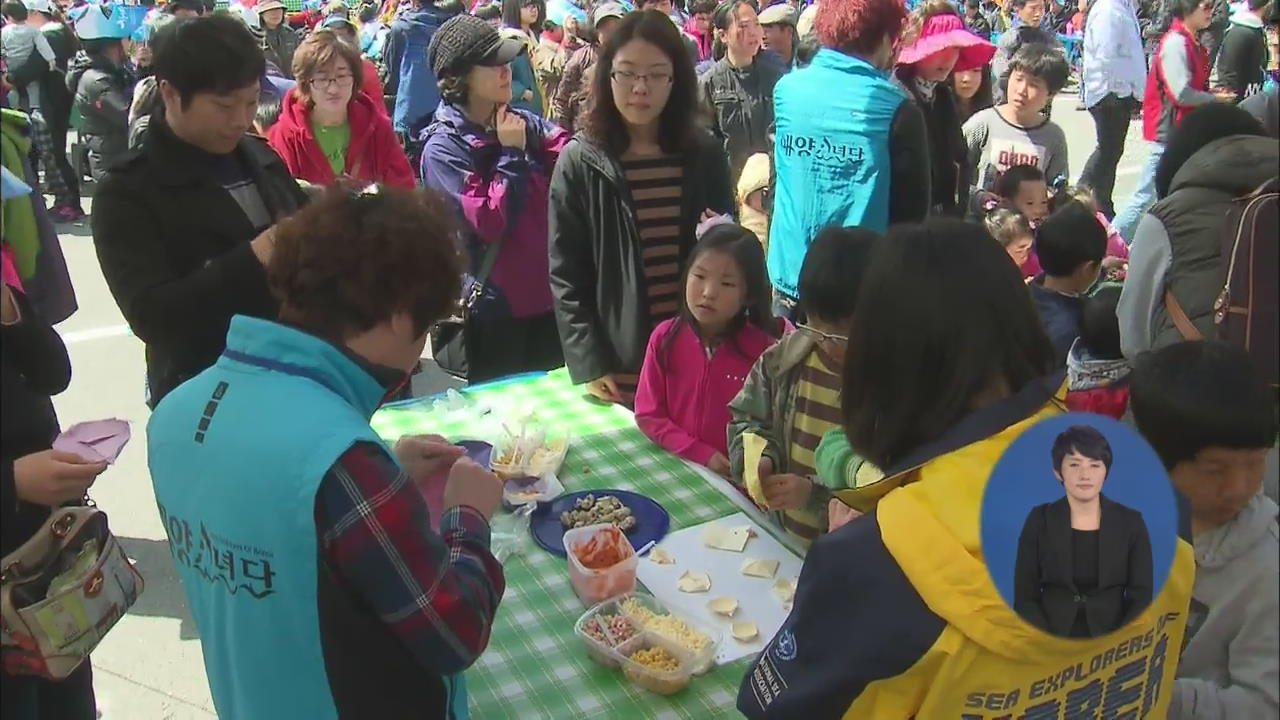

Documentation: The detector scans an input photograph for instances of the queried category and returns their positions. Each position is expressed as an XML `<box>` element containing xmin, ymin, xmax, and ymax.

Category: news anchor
<box><xmin>1014</xmin><ymin>425</ymin><xmax>1154</xmax><ymax>638</ymax></box>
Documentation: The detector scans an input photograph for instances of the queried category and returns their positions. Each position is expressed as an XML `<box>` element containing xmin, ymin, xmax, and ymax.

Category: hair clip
<box><xmin>696</xmin><ymin>213</ymin><xmax>734</xmax><ymax>239</ymax></box>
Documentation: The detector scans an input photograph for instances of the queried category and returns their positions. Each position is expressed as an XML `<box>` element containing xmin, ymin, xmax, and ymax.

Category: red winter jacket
<box><xmin>267</xmin><ymin>89</ymin><xmax>415</xmax><ymax>188</ymax></box>
<box><xmin>359</xmin><ymin>58</ymin><xmax>387</xmax><ymax>118</ymax></box>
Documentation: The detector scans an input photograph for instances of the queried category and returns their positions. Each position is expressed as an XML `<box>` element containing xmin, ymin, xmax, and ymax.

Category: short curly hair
<box><xmin>267</xmin><ymin>184</ymin><xmax>464</xmax><ymax>341</ymax></box>
<box><xmin>816</xmin><ymin>0</ymin><xmax>907</xmax><ymax>58</ymax></box>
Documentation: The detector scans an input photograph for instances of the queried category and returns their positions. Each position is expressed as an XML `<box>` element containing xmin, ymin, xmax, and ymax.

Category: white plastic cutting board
<box><xmin>636</xmin><ymin>512</ymin><xmax>803</xmax><ymax>665</ymax></box>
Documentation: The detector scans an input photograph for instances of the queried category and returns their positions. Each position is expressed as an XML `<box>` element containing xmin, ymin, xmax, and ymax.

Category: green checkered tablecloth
<box><xmin>372</xmin><ymin>369</ymin><xmax>752</xmax><ymax>719</ymax></box>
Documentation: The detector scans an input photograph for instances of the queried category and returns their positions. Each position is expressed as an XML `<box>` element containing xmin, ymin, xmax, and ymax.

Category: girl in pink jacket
<box><xmin>634</xmin><ymin>223</ymin><xmax>784</xmax><ymax>478</ymax></box>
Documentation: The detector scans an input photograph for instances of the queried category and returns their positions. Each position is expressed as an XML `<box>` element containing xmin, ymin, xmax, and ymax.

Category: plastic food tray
<box><xmin>615</xmin><ymin>592</ymin><xmax>721</xmax><ymax>675</ymax></box>
<box><xmin>573</xmin><ymin>599</ymin><xmax>643</xmax><ymax>669</ymax></box>
<box><xmin>572</xmin><ymin>592</ymin><xmax>721</xmax><ymax>679</ymax></box>
<box><xmin>490</xmin><ymin>428</ymin><xmax>570</xmax><ymax>481</ymax></box>
<box><xmin>619</xmin><ymin>631</ymin><xmax>695</xmax><ymax>696</ymax></box>
<box><xmin>565</xmin><ymin>524</ymin><xmax>639</xmax><ymax>606</ymax></box>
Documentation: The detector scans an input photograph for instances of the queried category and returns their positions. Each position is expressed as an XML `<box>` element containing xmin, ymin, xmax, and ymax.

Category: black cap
<box><xmin>428</xmin><ymin>14</ymin><xmax>525</xmax><ymax>79</ymax></box>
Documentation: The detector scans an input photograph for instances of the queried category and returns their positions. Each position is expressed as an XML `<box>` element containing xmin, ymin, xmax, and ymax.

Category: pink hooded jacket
<box><xmin>635</xmin><ymin>318</ymin><xmax>780</xmax><ymax>466</ymax></box>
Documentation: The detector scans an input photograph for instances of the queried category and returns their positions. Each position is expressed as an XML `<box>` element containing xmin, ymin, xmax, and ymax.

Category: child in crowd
<box><xmin>995</xmin><ymin>163</ymin><xmax>1051</xmax><ymax>226</ymax></box>
<box><xmin>254</xmin><ymin>93</ymin><xmax>284</xmax><ymax>136</ymax></box>
<box><xmin>1129</xmin><ymin>341</ymin><xmax>1279</xmax><ymax>720</ymax></box>
<box><xmin>982</xmin><ymin>205</ymin><xmax>1035</xmax><ymax>269</ymax></box>
<box><xmin>1066</xmin><ymin>285</ymin><xmax>1131</xmax><ymax>418</ymax></box>
<box><xmin>728</xmin><ymin>226</ymin><xmax>879</xmax><ymax>547</ymax></box>
<box><xmin>1057</xmin><ymin>184</ymin><xmax>1130</xmax><ymax>279</ymax></box>
<box><xmin>1</xmin><ymin>1</ymin><xmax>57</xmax><ymax>109</ymax></box>
<box><xmin>963</xmin><ymin>43</ymin><xmax>1071</xmax><ymax>193</ymax></box>
<box><xmin>635</xmin><ymin>223</ymin><xmax>783</xmax><ymax>478</ymax></box>
<box><xmin>736</xmin><ymin>152</ymin><xmax>771</xmax><ymax>252</ymax></box>
<box><xmin>1028</xmin><ymin>199</ymin><xmax>1105</xmax><ymax>367</ymax></box>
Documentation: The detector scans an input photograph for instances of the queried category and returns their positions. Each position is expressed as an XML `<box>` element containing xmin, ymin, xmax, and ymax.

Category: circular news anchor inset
<box><xmin>981</xmin><ymin>413</ymin><xmax>1179</xmax><ymax>640</ymax></box>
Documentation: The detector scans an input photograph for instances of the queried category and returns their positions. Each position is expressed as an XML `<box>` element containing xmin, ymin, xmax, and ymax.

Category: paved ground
<box><xmin>41</xmin><ymin>92</ymin><xmax>1149</xmax><ymax>718</ymax></box>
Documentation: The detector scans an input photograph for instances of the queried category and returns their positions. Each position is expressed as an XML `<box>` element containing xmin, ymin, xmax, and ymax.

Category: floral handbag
<box><xmin>0</xmin><ymin>505</ymin><xmax>144</xmax><ymax>680</ymax></box>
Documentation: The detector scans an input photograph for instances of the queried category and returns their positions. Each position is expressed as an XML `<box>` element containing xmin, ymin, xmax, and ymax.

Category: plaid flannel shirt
<box><xmin>315</xmin><ymin>441</ymin><xmax>505</xmax><ymax>675</ymax></box>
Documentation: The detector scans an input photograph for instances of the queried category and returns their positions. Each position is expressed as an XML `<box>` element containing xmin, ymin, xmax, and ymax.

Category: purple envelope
<box><xmin>52</xmin><ymin>419</ymin><xmax>131</xmax><ymax>464</ymax></box>
<box><xmin>455</xmin><ymin>440</ymin><xmax>493</xmax><ymax>469</ymax></box>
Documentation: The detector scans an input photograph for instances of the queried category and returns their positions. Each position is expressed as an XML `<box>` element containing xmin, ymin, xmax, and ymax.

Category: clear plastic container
<box><xmin>614</xmin><ymin>592</ymin><xmax>721</xmax><ymax>675</ymax></box>
<box><xmin>490</xmin><ymin>423</ymin><xmax>570</xmax><ymax>481</ymax></box>
<box><xmin>565</xmin><ymin>524</ymin><xmax>638</xmax><ymax>606</ymax></box>
<box><xmin>573</xmin><ymin>598</ymin><xmax>643</xmax><ymax>669</ymax></box>
<box><xmin>620</xmin><ymin>630</ymin><xmax>694</xmax><ymax>696</ymax></box>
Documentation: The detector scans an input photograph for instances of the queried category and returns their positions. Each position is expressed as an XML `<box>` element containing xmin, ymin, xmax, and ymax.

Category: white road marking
<box><xmin>59</xmin><ymin>324</ymin><xmax>133</xmax><ymax>344</ymax></box>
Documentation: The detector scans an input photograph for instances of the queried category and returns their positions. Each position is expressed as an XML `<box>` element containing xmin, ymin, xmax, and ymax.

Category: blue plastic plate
<box><xmin>530</xmin><ymin>489</ymin><xmax>670</xmax><ymax>557</ymax></box>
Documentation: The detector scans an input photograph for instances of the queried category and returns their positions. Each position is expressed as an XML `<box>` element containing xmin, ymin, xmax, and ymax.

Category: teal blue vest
<box><xmin>147</xmin><ymin>316</ymin><xmax>469</xmax><ymax>719</ymax></box>
<box><xmin>769</xmin><ymin>48</ymin><xmax>905</xmax><ymax>297</ymax></box>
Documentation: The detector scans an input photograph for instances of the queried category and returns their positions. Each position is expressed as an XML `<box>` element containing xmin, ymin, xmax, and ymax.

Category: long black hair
<box><xmin>583</xmin><ymin>9</ymin><xmax>701</xmax><ymax>155</ymax></box>
<box><xmin>659</xmin><ymin>223</ymin><xmax>779</xmax><ymax>369</ymax></box>
<box><xmin>502</xmin><ymin>0</ymin><xmax>545</xmax><ymax>31</ymax></box>
<box><xmin>841</xmin><ymin>219</ymin><xmax>1056</xmax><ymax>469</ymax></box>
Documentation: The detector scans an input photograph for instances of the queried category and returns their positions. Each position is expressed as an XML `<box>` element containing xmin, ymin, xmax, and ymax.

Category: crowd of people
<box><xmin>1</xmin><ymin>0</ymin><xmax>1278</xmax><ymax>716</ymax></box>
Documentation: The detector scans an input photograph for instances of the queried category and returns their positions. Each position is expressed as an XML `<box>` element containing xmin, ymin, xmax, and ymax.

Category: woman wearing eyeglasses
<box><xmin>549</xmin><ymin>10</ymin><xmax>734</xmax><ymax>407</ymax></box>
<box><xmin>267</xmin><ymin>30</ymin><xmax>415</xmax><ymax>188</ymax></box>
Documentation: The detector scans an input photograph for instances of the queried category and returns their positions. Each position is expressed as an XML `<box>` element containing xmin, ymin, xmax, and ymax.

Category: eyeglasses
<box><xmin>796</xmin><ymin>324</ymin><xmax>848</xmax><ymax>344</ymax></box>
<box><xmin>611</xmin><ymin>70</ymin><xmax>674</xmax><ymax>88</ymax></box>
<box><xmin>310</xmin><ymin>75</ymin><xmax>354</xmax><ymax>89</ymax></box>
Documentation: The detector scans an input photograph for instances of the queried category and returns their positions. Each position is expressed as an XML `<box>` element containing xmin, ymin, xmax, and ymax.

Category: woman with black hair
<box><xmin>698</xmin><ymin>0</ymin><xmax>783</xmax><ymax>183</ymax></box>
<box><xmin>500</xmin><ymin>0</ymin><xmax>547</xmax><ymax>114</ymax></box>
<box><xmin>951</xmin><ymin>61</ymin><xmax>993</xmax><ymax>123</ymax></box>
<box><xmin>549</xmin><ymin>9</ymin><xmax>735</xmax><ymax>406</ymax></box>
<box><xmin>893</xmin><ymin>0</ymin><xmax>995</xmax><ymax>215</ymax></box>
<box><xmin>740</xmin><ymin>218</ymin><xmax>1195</xmax><ymax>718</ymax></box>
<box><xmin>1013</xmin><ymin>425</ymin><xmax>1154</xmax><ymax>638</ymax></box>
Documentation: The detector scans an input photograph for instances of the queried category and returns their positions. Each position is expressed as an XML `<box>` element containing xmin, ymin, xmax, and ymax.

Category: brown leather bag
<box><xmin>1163</xmin><ymin>177</ymin><xmax>1278</xmax><ymax>387</ymax></box>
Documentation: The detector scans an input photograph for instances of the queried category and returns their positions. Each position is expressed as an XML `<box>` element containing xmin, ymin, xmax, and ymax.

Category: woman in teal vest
<box><xmin>146</xmin><ymin>185</ymin><xmax>508</xmax><ymax>720</ymax></box>
<box><xmin>768</xmin><ymin>0</ymin><xmax>932</xmax><ymax>319</ymax></box>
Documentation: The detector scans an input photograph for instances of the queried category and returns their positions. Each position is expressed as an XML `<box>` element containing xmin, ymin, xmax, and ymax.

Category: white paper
<box><xmin>637</xmin><ymin>512</ymin><xmax>803</xmax><ymax>665</ymax></box>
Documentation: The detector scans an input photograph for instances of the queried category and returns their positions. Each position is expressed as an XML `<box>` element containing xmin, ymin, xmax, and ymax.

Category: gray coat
<box><xmin>1170</xmin><ymin>493</ymin><xmax>1279</xmax><ymax>719</ymax></box>
<box><xmin>1117</xmin><ymin>135</ymin><xmax>1279</xmax><ymax>361</ymax></box>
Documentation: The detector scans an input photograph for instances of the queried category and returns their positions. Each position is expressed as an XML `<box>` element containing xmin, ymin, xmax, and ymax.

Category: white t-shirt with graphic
<box><xmin>963</xmin><ymin>106</ymin><xmax>1070</xmax><ymax>191</ymax></box>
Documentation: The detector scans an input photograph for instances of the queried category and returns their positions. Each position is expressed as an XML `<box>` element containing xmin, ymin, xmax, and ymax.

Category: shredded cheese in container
<box><xmin>620</xmin><ymin>598</ymin><xmax>711</xmax><ymax>653</ymax></box>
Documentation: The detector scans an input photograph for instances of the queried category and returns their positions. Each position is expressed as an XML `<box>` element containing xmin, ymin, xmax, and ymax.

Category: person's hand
<box><xmin>585</xmin><ymin>374</ymin><xmax>621</xmax><ymax>403</ymax></box>
<box><xmin>1101</xmin><ymin>255</ymin><xmax>1126</xmax><ymax>271</ymax></box>
<box><xmin>13</xmin><ymin>450</ymin><xmax>108</xmax><ymax>507</ymax></box>
<box><xmin>495</xmin><ymin>105</ymin><xmax>527</xmax><ymax>150</ymax></box>
<box><xmin>827</xmin><ymin>498</ymin><xmax>863</xmax><ymax>532</ymax></box>
<box><xmin>394</xmin><ymin>434</ymin><xmax>465</xmax><ymax>484</ymax></box>
<box><xmin>250</xmin><ymin>226</ymin><xmax>276</xmax><ymax>266</ymax></box>
<box><xmin>521</xmin><ymin>89</ymin><xmax>534</xmax><ymax>102</ymax></box>
<box><xmin>1212</xmin><ymin>88</ymin><xmax>1237</xmax><ymax>102</ymax></box>
<box><xmin>762</xmin><ymin>473</ymin><xmax>812</xmax><ymax>511</ymax></box>
<box><xmin>708</xmin><ymin>453</ymin><xmax>731</xmax><ymax>478</ymax></box>
<box><xmin>442</xmin><ymin>457</ymin><xmax>503</xmax><ymax>520</ymax></box>
<box><xmin>1</xmin><ymin>282</ymin><xmax>19</xmax><ymax>325</ymax></box>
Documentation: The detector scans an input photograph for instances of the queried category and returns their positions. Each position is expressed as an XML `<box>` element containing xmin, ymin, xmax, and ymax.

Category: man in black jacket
<box><xmin>1215</xmin><ymin>0</ymin><xmax>1272</xmax><ymax>103</ymax></box>
<box><xmin>92</xmin><ymin>15</ymin><xmax>307</xmax><ymax>408</ymax></box>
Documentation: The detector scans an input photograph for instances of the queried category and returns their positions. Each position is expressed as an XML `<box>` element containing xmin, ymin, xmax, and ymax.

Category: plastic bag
<box><xmin>490</xmin><ymin>503</ymin><xmax>534</xmax><ymax>563</ymax></box>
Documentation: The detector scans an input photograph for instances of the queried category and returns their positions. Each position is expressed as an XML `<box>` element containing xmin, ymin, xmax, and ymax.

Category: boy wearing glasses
<box><xmin>728</xmin><ymin>226</ymin><xmax>879</xmax><ymax>548</ymax></box>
